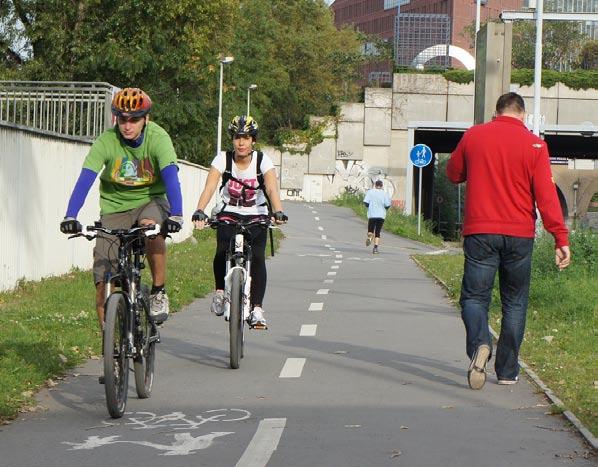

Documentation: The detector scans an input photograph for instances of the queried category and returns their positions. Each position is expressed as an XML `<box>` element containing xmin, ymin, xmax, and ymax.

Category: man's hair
<box><xmin>496</xmin><ymin>92</ymin><xmax>525</xmax><ymax>115</ymax></box>
<box><xmin>375</xmin><ymin>180</ymin><xmax>383</xmax><ymax>187</ymax></box>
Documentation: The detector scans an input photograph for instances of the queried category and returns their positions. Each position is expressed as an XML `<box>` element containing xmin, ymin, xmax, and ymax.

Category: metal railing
<box><xmin>0</xmin><ymin>81</ymin><xmax>116</xmax><ymax>140</ymax></box>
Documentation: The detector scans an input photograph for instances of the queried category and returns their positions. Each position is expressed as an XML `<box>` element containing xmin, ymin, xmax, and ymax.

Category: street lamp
<box><xmin>246</xmin><ymin>84</ymin><xmax>257</xmax><ymax>116</ymax></box>
<box><xmin>217</xmin><ymin>56</ymin><xmax>234</xmax><ymax>158</ymax></box>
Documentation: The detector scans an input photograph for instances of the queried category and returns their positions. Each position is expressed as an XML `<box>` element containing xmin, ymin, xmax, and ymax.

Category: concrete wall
<box><xmin>0</xmin><ymin>124</ymin><xmax>211</xmax><ymax>292</ymax></box>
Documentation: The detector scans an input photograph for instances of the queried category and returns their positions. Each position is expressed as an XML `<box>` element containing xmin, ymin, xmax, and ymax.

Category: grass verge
<box><xmin>0</xmin><ymin>227</ymin><xmax>282</xmax><ymax>421</ymax></box>
<box><xmin>413</xmin><ymin>229</ymin><xmax>598</xmax><ymax>436</ymax></box>
<box><xmin>332</xmin><ymin>192</ymin><xmax>445</xmax><ymax>247</ymax></box>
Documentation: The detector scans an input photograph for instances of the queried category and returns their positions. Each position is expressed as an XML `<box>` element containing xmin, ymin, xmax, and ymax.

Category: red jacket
<box><xmin>447</xmin><ymin>115</ymin><xmax>568</xmax><ymax>247</ymax></box>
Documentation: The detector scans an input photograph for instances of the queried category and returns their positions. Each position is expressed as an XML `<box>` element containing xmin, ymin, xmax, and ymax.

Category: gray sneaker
<box><xmin>211</xmin><ymin>290</ymin><xmax>225</xmax><ymax>316</ymax></box>
<box><xmin>149</xmin><ymin>290</ymin><xmax>169</xmax><ymax>324</ymax></box>
<box><xmin>497</xmin><ymin>376</ymin><xmax>519</xmax><ymax>385</ymax></box>
<box><xmin>250</xmin><ymin>307</ymin><xmax>268</xmax><ymax>329</ymax></box>
<box><xmin>468</xmin><ymin>344</ymin><xmax>491</xmax><ymax>390</ymax></box>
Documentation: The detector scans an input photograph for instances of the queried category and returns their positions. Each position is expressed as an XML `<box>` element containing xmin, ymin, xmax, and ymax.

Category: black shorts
<box><xmin>367</xmin><ymin>218</ymin><xmax>384</xmax><ymax>237</ymax></box>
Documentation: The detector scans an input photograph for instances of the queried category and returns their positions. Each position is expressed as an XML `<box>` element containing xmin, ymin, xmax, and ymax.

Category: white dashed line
<box><xmin>235</xmin><ymin>418</ymin><xmax>287</xmax><ymax>467</ymax></box>
<box><xmin>312</xmin><ymin>210</ymin><xmax>318</xmax><ymax>214</ymax></box>
<box><xmin>300</xmin><ymin>324</ymin><xmax>318</xmax><ymax>336</ymax></box>
<box><xmin>324</xmin><ymin>244</ymin><xmax>331</xmax><ymax>248</ymax></box>
<box><xmin>331</xmin><ymin>265</ymin><xmax>339</xmax><ymax>270</ymax></box>
<box><xmin>327</xmin><ymin>271</ymin><xmax>337</xmax><ymax>276</ymax></box>
<box><xmin>336</xmin><ymin>255</ymin><xmax>343</xmax><ymax>259</ymax></box>
<box><xmin>314</xmin><ymin>216</ymin><xmax>320</xmax><ymax>221</ymax></box>
<box><xmin>321</xmin><ymin>235</ymin><xmax>327</xmax><ymax>240</ymax></box>
<box><xmin>316</xmin><ymin>289</ymin><xmax>329</xmax><ymax>295</ymax></box>
<box><xmin>308</xmin><ymin>302</ymin><xmax>324</xmax><ymax>311</ymax></box>
<box><xmin>317</xmin><ymin>226</ymin><xmax>324</xmax><ymax>231</ymax></box>
<box><xmin>279</xmin><ymin>358</ymin><xmax>306</xmax><ymax>378</ymax></box>
<box><xmin>334</xmin><ymin>260</ymin><xmax>342</xmax><ymax>264</ymax></box>
<box><xmin>324</xmin><ymin>279</ymin><xmax>334</xmax><ymax>284</ymax></box>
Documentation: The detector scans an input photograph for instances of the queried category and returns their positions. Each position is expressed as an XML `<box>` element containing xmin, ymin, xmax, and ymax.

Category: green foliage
<box><xmin>333</xmin><ymin>192</ymin><xmax>445</xmax><ymax>247</ymax></box>
<box><xmin>579</xmin><ymin>40</ymin><xmax>598</xmax><ymax>70</ymax></box>
<box><xmin>441</xmin><ymin>68</ymin><xmax>598</xmax><ymax>90</ymax></box>
<box><xmin>0</xmin><ymin>0</ymin><xmax>363</xmax><ymax>166</ymax></box>
<box><xmin>414</xmin><ymin>229</ymin><xmax>598</xmax><ymax>434</ymax></box>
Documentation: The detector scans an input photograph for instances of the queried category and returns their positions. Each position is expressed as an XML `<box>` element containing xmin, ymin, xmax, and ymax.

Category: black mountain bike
<box><xmin>210</xmin><ymin>216</ymin><xmax>272</xmax><ymax>369</ymax></box>
<box><xmin>70</xmin><ymin>223</ymin><xmax>161</xmax><ymax>418</ymax></box>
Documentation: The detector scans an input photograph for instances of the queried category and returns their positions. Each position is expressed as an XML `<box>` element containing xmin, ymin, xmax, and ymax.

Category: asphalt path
<box><xmin>0</xmin><ymin>201</ymin><xmax>593</xmax><ymax>466</ymax></box>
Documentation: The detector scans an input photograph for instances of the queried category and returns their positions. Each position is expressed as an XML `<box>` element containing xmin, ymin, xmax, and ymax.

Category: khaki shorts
<box><xmin>93</xmin><ymin>198</ymin><xmax>169</xmax><ymax>284</ymax></box>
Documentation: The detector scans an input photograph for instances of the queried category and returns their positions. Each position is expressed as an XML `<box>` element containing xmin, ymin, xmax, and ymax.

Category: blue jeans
<box><xmin>460</xmin><ymin>234</ymin><xmax>534</xmax><ymax>380</ymax></box>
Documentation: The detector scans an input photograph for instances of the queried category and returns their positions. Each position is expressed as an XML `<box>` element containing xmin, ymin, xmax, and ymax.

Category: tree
<box><xmin>579</xmin><ymin>40</ymin><xmax>598</xmax><ymax>70</ymax></box>
<box><xmin>0</xmin><ymin>0</ymin><xmax>363</xmax><ymax>165</ymax></box>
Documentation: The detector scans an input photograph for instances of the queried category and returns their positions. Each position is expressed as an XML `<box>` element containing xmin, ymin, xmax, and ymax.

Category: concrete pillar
<box><xmin>474</xmin><ymin>22</ymin><xmax>513</xmax><ymax>124</ymax></box>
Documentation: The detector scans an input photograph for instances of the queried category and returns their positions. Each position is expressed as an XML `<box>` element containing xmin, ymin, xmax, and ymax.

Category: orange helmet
<box><xmin>111</xmin><ymin>88</ymin><xmax>152</xmax><ymax>117</ymax></box>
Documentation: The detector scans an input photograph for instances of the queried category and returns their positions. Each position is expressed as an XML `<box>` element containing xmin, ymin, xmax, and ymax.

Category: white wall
<box><xmin>0</xmin><ymin>125</ymin><xmax>210</xmax><ymax>292</ymax></box>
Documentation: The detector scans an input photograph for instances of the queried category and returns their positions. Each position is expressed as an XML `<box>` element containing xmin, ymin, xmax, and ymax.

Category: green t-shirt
<box><xmin>83</xmin><ymin>121</ymin><xmax>178</xmax><ymax>215</ymax></box>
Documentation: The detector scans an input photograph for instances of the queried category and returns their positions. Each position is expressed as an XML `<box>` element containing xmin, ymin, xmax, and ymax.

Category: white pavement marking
<box><xmin>300</xmin><ymin>324</ymin><xmax>318</xmax><ymax>336</ymax></box>
<box><xmin>312</xmin><ymin>210</ymin><xmax>318</xmax><ymax>214</ymax></box>
<box><xmin>279</xmin><ymin>358</ymin><xmax>306</xmax><ymax>378</ymax></box>
<box><xmin>321</xmin><ymin>235</ymin><xmax>327</xmax><ymax>240</ymax></box>
<box><xmin>331</xmin><ymin>265</ymin><xmax>339</xmax><ymax>270</ymax></box>
<box><xmin>324</xmin><ymin>279</ymin><xmax>334</xmax><ymax>284</ymax></box>
<box><xmin>327</xmin><ymin>271</ymin><xmax>337</xmax><ymax>276</ymax></box>
<box><xmin>334</xmin><ymin>260</ymin><xmax>342</xmax><ymax>264</ymax></box>
<box><xmin>317</xmin><ymin>226</ymin><xmax>324</xmax><ymax>231</ymax></box>
<box><xmin>314</xmin><ymin>216</ymin><xmax>320</xmax><ymax>221</ymax></box>
<box><xmin>335</xmin><ymin>255</ymin><xmax>343</xmax><ymax>258</ymax></box>
<box><xmin>235</xmin><ymin>418</ymin><xmax>287</xmax><ymax>467</ymax></box>
<box><xmin>308</xmin><ymin>302</ymin><xmax>324</xmax><ymax>311</ymax></box>
<box><xmin>324</xmin><ymin>244</ymin><xmax>331</xmax><ymax>248</ymax></box>
<box><xmin>316</xmin><ymin>289</ymin><xmax>329</xmax><ymax>295</ymax></box>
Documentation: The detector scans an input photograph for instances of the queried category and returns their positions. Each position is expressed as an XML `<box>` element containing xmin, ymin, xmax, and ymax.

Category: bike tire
<box><xmin>229</xmin><ymin>269</ymin><xmax>244</xmax><ymax>369</ymax></box>
<box><xmin>104</xmin><ymin>293</ymin><xmax>129</xmax><ymax>419</ymax></box>
<box><xmin>134</xmin><ymin>285</ymin><xmax>155</xmax><ymax>399</ymax></box>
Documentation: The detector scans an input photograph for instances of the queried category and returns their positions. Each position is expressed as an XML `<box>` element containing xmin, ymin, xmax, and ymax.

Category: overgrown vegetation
<box><xmin>442</xmin><ymin>69</ymin><xmax>598</xmax><ymax>90</ymax></box>
<box><xmin>333</xmin><ymin>192</ymin><xmax>444</xmax><ymax>247</ymax></box>
<box><xmin>413</xmin><ymin>229</ymin><xmax>598</xmax><ymax>435</ymax></box>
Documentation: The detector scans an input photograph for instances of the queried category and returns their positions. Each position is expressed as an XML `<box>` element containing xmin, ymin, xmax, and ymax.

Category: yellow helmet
<box><xmin>111</xmin><ymin>87</ymin><xmax>152</xmax><ymax>117</ymax></box>
<box><xmin>228</xmin><ymin>115</ymin><xmax>258</xmax><ymax>139</ymax></box>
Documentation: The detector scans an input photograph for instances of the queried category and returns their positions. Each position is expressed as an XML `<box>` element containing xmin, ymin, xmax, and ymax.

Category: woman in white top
<box><xmin>192</xmin><ymin>116</ymin><xmax>287</xmax><ymax>328</ymax></box>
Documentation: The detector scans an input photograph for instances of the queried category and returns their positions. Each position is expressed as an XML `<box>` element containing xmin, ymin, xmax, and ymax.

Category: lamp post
<box><xmin>217</xmin><ymin>56</ymin><xmax>234</xmax><ymax>158</ymax></box>
<box><xmin>246</xmin><ymin>84</ymin><xmax>257</xmax><ymax>116</ymax></box>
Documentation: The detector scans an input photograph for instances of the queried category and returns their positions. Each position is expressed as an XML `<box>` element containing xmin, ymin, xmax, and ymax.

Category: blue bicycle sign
<box><xmin>409</xmin><ymin>144</ymin><xmax>432</xmax><ymax>168</ymax></box>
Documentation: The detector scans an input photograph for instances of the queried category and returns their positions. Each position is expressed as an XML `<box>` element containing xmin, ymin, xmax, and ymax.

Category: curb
<box><xmin>411</xmin><ymin>255</ymin><xmax>598</xmax><ymax>452</ymax></box>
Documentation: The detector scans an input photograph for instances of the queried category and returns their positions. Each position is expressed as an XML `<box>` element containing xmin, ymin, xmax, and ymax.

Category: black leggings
<box><xmin>214</xmin><ymin>223</ymin><xmax>268</xmax><ymax>306</ymax></box>
<box><xmin>367</xmin><ymin>218</ymin><xmax>385</xmax><ymax>238</ymax></box>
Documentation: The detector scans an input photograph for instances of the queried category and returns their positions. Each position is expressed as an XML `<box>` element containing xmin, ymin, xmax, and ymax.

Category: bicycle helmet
<box><xmin>111</xmin><ymin>87</ymin><xmax>152</xmax><ymax>118</ymax></box>
<box><xmin>228</xmin><ymin>115</ymin><xmax>258</xmax><ymax>139</ymax></box>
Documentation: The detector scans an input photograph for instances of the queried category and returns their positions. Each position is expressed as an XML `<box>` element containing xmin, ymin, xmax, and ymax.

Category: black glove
<box><xmin>191</xmin><ymin>209</ymin><xmax>209</xmax><ymax>222</ymax></box>
<box><xmin>165</xmin><ymin>216</ymin><xmax>183</xmax><ymax>233</ymax></box>
<box><xmin>60</xmin><ymin>217</ymin><xmax>82</xmax><ymax>234</ymax></box>
<box><xmin>273</xmin><ymin>211</ymin><xmax>288</xmax><ymax>223</ymax></box>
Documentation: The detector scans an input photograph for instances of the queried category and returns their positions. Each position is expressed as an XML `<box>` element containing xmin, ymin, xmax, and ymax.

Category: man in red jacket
<box><xmin>447</xmin><ymin>92</ymin><xmax>570</xmax><ymax>390</ymax></box>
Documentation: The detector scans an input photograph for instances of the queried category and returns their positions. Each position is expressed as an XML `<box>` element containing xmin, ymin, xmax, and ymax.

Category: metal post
<box><xmin>217</xmin><ymin>56</ymin><xmax>234</xmax><ymax>158</ymax></box>
<box><xmin>246</xmin><ymin>84</ymin><xmax>257</xmax><ymax>116</ymax></box>
<box><xmin>417</xmin><ymin>167</ymin><xmax>423</xmax><ymax>235</ymax></box>
<box><xmin>533</xmin><ymin>0</ymin><xmax>544</xmax><ymax>136</ymax></box>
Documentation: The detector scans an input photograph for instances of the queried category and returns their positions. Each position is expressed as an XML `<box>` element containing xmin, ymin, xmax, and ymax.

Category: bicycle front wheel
<box><xmin>229</xmin><ymin>268</ymin><xmax>244</xmax><ymax>369</ymax></box>
<box><xmin>134</xmin><ymin>285</ymin><xmax>155</xmax><ymax>399</ymax></box>
<box><xmin>104</xmin><ymin>293</ymin><xmax>130</xmax><ymax>418</ymax></box>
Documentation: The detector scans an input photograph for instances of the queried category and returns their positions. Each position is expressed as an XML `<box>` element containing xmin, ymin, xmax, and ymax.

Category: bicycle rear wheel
<box><xmin>104</xmin><ymin>293</ymin><xmax>129</xmax><ymax>418</ymax></box>
<box><xmin>229</xmin><ymin>269</ymin><xmax>244</xmax><ymax>369</ymax></box>
<box><xmin>134</xmin><ymin>285</ymin><xmax>155</xmax><ymax>399</ymax></box>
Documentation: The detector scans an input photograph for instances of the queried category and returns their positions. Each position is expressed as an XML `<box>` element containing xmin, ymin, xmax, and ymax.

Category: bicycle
<box><xmin>69</xmin><ymin>223</ymin><xmax>162</xmax><ymax>418</ymax></box>
<box><xmin>209</xmin><ymin>216</ymin><xmax>273</xmax><ymax>369</ymax></box>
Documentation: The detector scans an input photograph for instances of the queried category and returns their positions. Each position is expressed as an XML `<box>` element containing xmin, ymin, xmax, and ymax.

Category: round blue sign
<box><xmin>409</xmin><ymin>144</ymin><xmax>433</xmax><ymax>168</ymax></box>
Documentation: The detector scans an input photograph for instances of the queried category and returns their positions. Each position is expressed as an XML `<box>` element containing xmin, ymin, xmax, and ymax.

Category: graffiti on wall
<box><xmin>334</xmin><ymin>160</ymin><xmax>396</xmax><ymax>199</ymax></box>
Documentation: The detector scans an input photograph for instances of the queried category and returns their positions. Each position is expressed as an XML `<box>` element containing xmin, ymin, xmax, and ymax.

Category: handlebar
<box><xmin>208</xmin><ymin>217</ymin><xmax>272</xmax><ymax>230</ymax></box>
<box><xmin>69</xmin><ymin>223</ymin><xmax>161</xmax><ymax>241</ymax></box>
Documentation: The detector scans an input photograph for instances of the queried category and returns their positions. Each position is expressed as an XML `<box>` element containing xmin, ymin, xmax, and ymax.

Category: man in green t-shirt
<box><xmin>60</xmin><ymin>88</ymin><xmax>183</xmax><ymax>345</ymax></box>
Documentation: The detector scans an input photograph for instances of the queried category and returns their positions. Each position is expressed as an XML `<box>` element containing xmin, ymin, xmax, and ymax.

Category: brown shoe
<box><xmin>468</xmin><ymin>344</ymin><xmax>491</xmax><ymax>390</ymax></box>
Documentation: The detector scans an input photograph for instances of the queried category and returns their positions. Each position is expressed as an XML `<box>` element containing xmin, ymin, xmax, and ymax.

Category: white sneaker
<box><xmin>211</xmin><ymin>290</ymin><xmax>225</xmax><ymax>316</ymax></box>
<box><xmin>250</xmin><ymin>307</ymin><xmax>267</xmax><ymax>329</ymax></box>
<box><xmin>149</xmin><ymin>290</ymin><xmax>169</xmax><ymax>324</ymax></box>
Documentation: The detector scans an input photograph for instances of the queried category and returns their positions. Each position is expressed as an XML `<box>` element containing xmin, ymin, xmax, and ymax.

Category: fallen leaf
<box><xmin>543</xmin><ymin>335</ymin><xmax>554</xmax><ymax>343</ymax></box>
